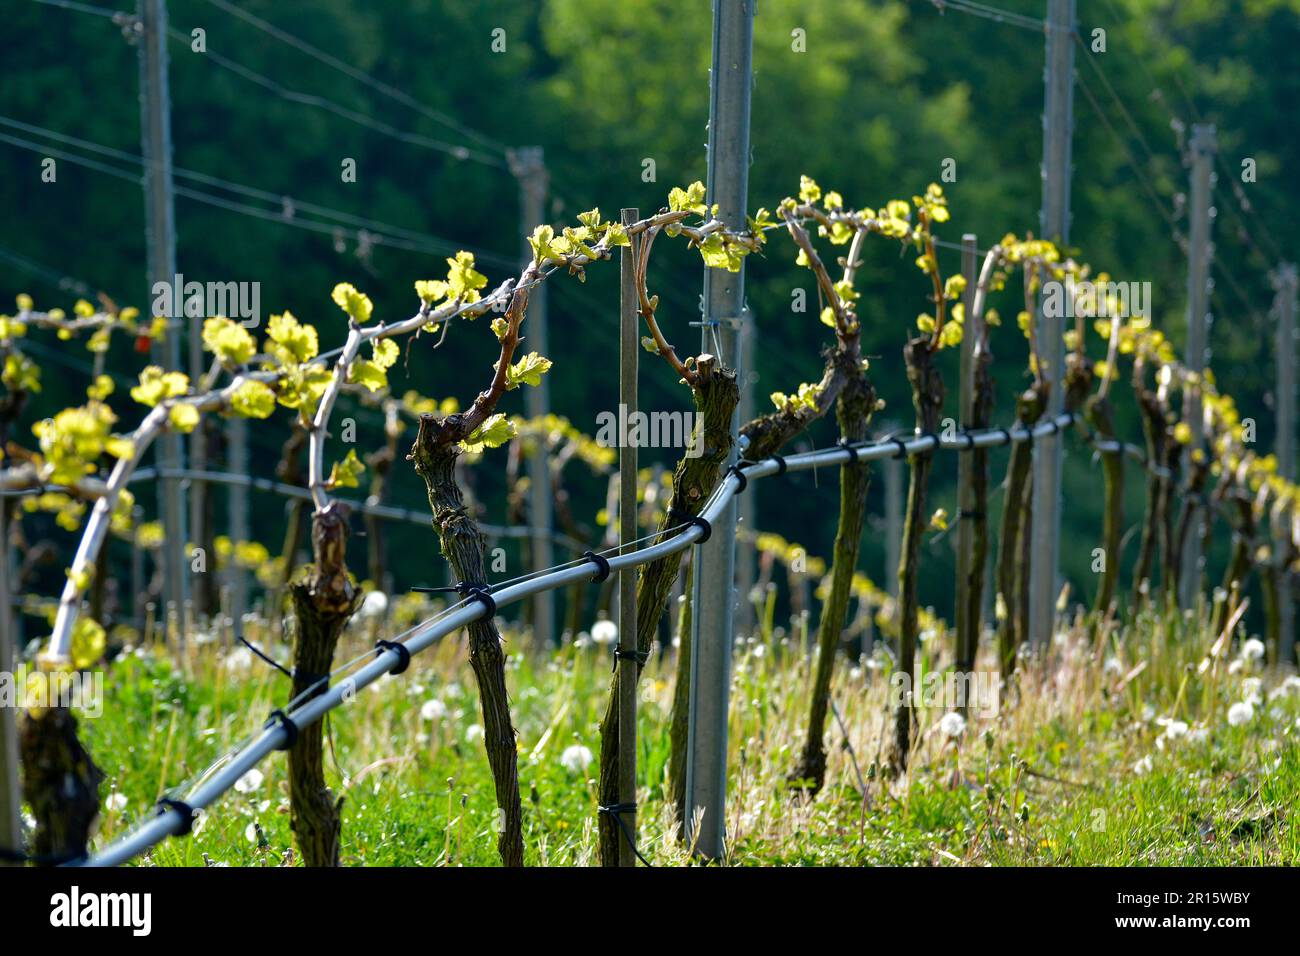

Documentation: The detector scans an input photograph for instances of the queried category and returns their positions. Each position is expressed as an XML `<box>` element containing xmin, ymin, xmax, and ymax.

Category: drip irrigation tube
<box><xmin>75</xmin><ymin>410</ymin><xmax>1080</xmax><ymax>867</ymax></box>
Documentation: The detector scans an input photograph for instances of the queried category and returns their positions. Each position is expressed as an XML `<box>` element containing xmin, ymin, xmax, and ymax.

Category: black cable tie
<box><xmin>156</xmin><ymin>797</ymin><xmax>197</xmax><ymax>837</ymax></box>
<box><xmin>921</xmin><ymin>431</ymin><xmax>940</xmax><ymax>451</ymax></box>
<box><xmin>460</xmin><ymin>584</ymin><xmax>497</xmax><ymax>619</ymax></box>
<box><xmin>771</xmin><ymin>454</ymin><xmax>787</xmax><ymax>475</ymax></box>
<box><xmin>838</xmin><ymin>439</ymin><xmax>860</xmax><ymax>463</ymax></box>
<box><xmin>957</xmin><ymin>426</ymin><xmax>977</xmax><ymax>450</ymax></box>
<box><xmin>598</xmin><ymin>803</ymin><xmax>652</xmax><ymax>867</ymax></box>
<box><xmin>264</xmin><ymin>709</ymin><xmax>299</xmax><ymax>751</ymax></box>
<box><xmin>997</xmin><ymin>427</ymin><xmax>1013</xmax><ymax>446</ymax></box>
<box><xmin>727</xmin><ymin>463</ymin><xmax>749</xmax><ymax>493</ymax></box>
<box><xmin>411</xmin><ymin>582</ymin><xmax>496</xmax><ymax>619</ymax></box>
<box><xmin>892</xmin><ymin>437</ymin><xmax>909</xmax><ymax>459</ymax></box>
<box><xmin>375</xmin><ymin>639</ymin><xmax>411</xmax><ymax>675</ymax></box>
<box><xmin>582</xmin><ymin>550</ymin><xmax>611</xmax><ymax>583</ymax></box>
<box><xmin>685</xmin><ymin>514</ymin><xmax>712</xmax><ymax>543</ymax></box>
<box><xmin>239</xmin><ymin>635</ymin><xmax>294</xmax><ymax>680</ymax></box>
<box><xmin>611</xmin><ymin>647</ymin><xmax>650</xmax><ymax>673</ymax></box>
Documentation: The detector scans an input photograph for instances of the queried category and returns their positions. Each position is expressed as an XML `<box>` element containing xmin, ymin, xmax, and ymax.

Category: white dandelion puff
<box><xmin>591</xmin><ymin>619</ymin><xmax>618</xmax><ymax>645</ymax></box>
<box><xmin>1240</xmin><ymin>637</ymin><xmax>1265</xmax><ymax>662</ymax></box>
<box><xmin>1227</xmin><ymin>701</ymin><xmax>1254</xmax><ymax>726</ymax></box>
<box><xmin>234</xmin><ymin>768</ymin><xmax>264</xmax><ymax>793</ymax></box>
<box><xmin>560</xmin><ymin>744</ymin><xmax>594</xmax><ymax>774</ymax></box>
<box><xmin>223</xmin><ymin>646</ymin><xmax>254</xmax><ymax>674</ymax></box>
<box><xmin>420</xmin><ymin>699</ymin><xmax>448</xmax><ymax>721</ymax></box>
<box><xmin>938</xmin><ymin>711</ymin><xmax>967</xmax><ymax>739</ymax></box>
<box><xmin>1133</xmin><ymin>754</ymin><xmax>1153</xmax><ymax>775</ymax></box>
<box><xmin>1162</xmin><ymin>719</ymin><xmax>1189</xmax><ymax>740</ymax></box>
<box><xmin>1242</xmin><ymin>677</ymin><xmax>1264</xmax><ymax>706</ymax></box>
<box><xmin>357</xmin><ymin>590</ymin><xmax>389</xmax><ymax>621</ymax></box>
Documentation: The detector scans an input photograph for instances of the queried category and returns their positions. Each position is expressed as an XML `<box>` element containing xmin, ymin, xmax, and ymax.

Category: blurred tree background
<box><xmin>1</xmin><ymin>0</ymin><xmax>1296</xmax><ymax>631</ymax></box>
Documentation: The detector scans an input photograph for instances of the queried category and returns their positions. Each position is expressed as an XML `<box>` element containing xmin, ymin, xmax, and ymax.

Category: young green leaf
<box><xmin>202</xmin><ymin>316</ymin><xmax>257</xmax><ymax>365</ymax></box>
<box><xmin>230</xmin><ymin>380</ymin><xmax>277</xmax><ymax>419</ymax></box>
<box><xmin>460</xmin><ymin>413</ymin><xmax>516</xmax><ymax>453</ymax></box>
<box><xmin>504</xmin><ymin>351</ymin><xmax>553</xmax><ymax>389</ymax></box>
<box><xmin>331</xmin><ymin>282</ymin><xmax>374</xmax><ymax>324</ymax></box>
<box><xmin>348</xmin><ymin>358</ymin><xmax>388</xmax><ymax>393</ymax></box>
<box><xmin>327</xmin><ymin>448</ymin><xmax>366</xmax><ymax>488</ymax></box>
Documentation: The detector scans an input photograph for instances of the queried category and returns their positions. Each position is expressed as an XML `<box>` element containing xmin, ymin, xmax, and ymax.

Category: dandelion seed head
<box><xmin>234</xmin><ymin>768</ymin><xmax>264</xmax><ymax>793</ymax></box>
<box><xmin>420</xmin><ymin>699</ymin><xmax>448</xmax><ymax>721</ymax></box>
<box><xmin>560</xmin><ymin>744</ymin><xmax>594</xmax><ymax>773</ymax></box>
<box><xmin>591</xmin><ymin>619</ymin><xmax>618</xmax><ymax>645</ymax></box>
<box><xmin>939</xmin><ymin>711</ymin><xmax>966</xmax><ymax>739</ymax></box>
<box><xmin>1227</xmin><ymin>701</ymin><xmax>1254</xmax><ymax>726</ymax></box>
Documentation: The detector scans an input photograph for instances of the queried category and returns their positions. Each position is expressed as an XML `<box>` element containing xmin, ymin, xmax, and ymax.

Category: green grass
<box><xmin>58</xmin><ymin>602</ymin><xmax>1300</xmax><ymax>866</ymax></box>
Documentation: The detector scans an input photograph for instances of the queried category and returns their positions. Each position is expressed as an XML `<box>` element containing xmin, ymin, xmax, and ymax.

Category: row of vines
<box><xmin>2</xmin><ymin>176</ymin><xmax>1296</xmax><ymax>866</ymax></box>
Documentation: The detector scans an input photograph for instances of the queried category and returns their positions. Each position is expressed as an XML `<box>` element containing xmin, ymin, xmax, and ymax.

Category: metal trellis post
<box><xmin>617</xmin><ymin>208</ymin><xmax>640</xmax><ymax>866</ymax></box>
<box><xmin>735</xmin><ymin>314</ymin><xmax>756</xmax><ymax>636</ymax></box>
<box><xmin>227</xmin><ymin>416</ymin><xmax>250</xmax><ymax>623</ymax></box>
<box><xmin>1273</xmin><ymin>262</ymin><xmax>1297</xmax><ymax>662</ymax></box>
<box><xmin>0</xmin><ymin>504</ymin><xmax>21</xmax><ymax>865</ymax></box>
<box><xmin>685</xmin><ymin>0</ymin><xmax>754</xmax><ymax>862</ymax></box>
<box><xmin>956</xmin><ymin>234</ymin><xmax>979</xmax><ymax>668</ymax></box>
<box><xmin>138</xmin><ymin>0</ymin><xmax>188</xmax><ymax>629</ymax></box>
<box><xmin>509</xmin><ymin>146</ymin><xmax>555</xmax><ymax>648</ymax></box>
<box><xmin>1178</xmin><ymin>124</ymin><xmax>1217</xmax><ymax>609</ymax></box>
<box><xmin>1028</xmin><ymin>0</ymin><xmax>1075</xmax><ymax>646</ymax></box>
<box><xmin>883</xmin><ymin>421</ymin><xmax>902</xmax><ymax>598</ymax></box>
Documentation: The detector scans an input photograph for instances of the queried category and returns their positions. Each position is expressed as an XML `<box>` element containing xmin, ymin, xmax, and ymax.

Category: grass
<box><xmin>58</xmin><ymin>594</ymin><xmax>1300</xmax><ymax>866</ymax></box>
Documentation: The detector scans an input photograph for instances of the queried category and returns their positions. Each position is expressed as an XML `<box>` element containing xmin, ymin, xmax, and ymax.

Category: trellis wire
<box><xmin>74</xmin><ymin>409</ymin><xmax>1078</xmax><ymax>867</ymax></box>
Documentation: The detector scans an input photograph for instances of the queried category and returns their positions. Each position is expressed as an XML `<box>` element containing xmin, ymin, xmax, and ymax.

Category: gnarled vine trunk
<box><xmin>668</xmin><ymin>343</ymin><xmax>862</xmax><ymax>823</ymax></box>
<box><xmin>996</xmin><ymin>387</ymin><xmax>1046</xmax><ymax>678</ymax></box>
<box><xmin>411</xmin><ymin>414</ymin><xmax>525</xmax><ymax>867</ymax></box>
<box><xmin>1213</xmin><ymin>491</ymin><xmax>1255</xmax><ymax>636</ymax></box>
<box><xmin>19</xmin><ymin>704</ymin><xmax>104</xmax><ymax>863</ymax></box>
<box><xmin>1085</xmin><ymin>393</ymin><xmax>1124</xmax><ymax>616</ymax></box>
<box><xmin>790</xmin><ymin>359</ymin><xmax>875</xmax><ymax>794</ymax></box>
<box><xmin>599</xmin><ymin>356</ymin><xmax>737</xmax><ymax>865</ymax></box>
<box><xmin>885</xmin><ymin>338</ymin><xmax>943</xmax><ymax>776</ymax></box>
<box><xmin>1174</xmin><ymin>451</ymin><xmax>1211</xmax><ymax>602</ymax></box>
<box><xmin>957</xmin><ymin>340</ymin><xmax>995</xmax><ymax>679</ymax></box>
<box><xmin>286</xmin><ymin>503</ymin><xmax>359</xmax><ymax>866</ymax></box>
<box><xmin>1131</xmin><ymin>374</ymin><xmax>1167</xmax><ymax>606</ymax></box>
